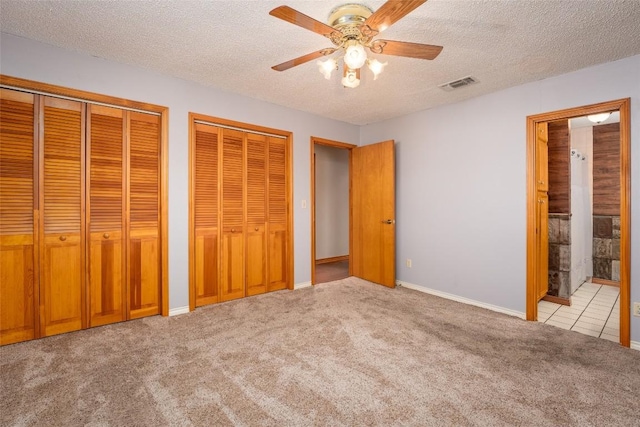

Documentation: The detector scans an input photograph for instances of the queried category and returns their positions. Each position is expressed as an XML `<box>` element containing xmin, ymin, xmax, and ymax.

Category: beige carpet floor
<box><xmin>1</xmin><ymin>277</ymin><xmax>639</xmax><ymax>426</ymax></box>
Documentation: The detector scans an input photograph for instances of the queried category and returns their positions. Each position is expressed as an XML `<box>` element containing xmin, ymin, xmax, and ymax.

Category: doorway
<box><xmin>311</xmin><ymin>137</ymin><xmax>356</xmax><ymax>284</ymax></box>
<box><xmin>526</xmin><ymin>98</ymin><xmax>631</xmax><ymax>347</ymax></box>
<box><xmin>310</xmin><ymin>137</ymin><xmax>396</xmax><ymax>287</ymax></box>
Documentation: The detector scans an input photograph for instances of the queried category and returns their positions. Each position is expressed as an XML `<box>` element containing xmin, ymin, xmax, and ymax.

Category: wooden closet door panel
<box><xmin>220</xmin><ymin>129</ymin><xmax>245</xmax><ymax>301</ymax></box>
<box><xmin>128</xmin><ymin>112</ymin><xmax>161</xmax><ymax>318</ymax></box>
<box><xmin>88</xmin><ymin>105</ymin><xmax>125</xmax><ymax>327</ymax></box>
<box><xmin>195</xmin><ymin>228</ymin><xmax>218</xmax><ymax>306</ymax></box>
<box><xmin>267</xmin><ymin>136</ymin><xmax>288</xmax><ymax>292</ymax></box>
<box><xmin>41</xmin><ymin>97</ymin><xmax>84</xmax><ymax>337</ymax></box>
<box><xmin>0</xmin><ymin>89</ymin><xmax>37</xmax><ymax>344</ymax></box>
<box><xmin>194</xmin><ymin>124</ymin><xmax>219</xmax><ymax>305</ymax></box>
<box><xmin>246</xmin><ymin>133</ymin><xmax>266</xmax><ymax>296</ymax></box>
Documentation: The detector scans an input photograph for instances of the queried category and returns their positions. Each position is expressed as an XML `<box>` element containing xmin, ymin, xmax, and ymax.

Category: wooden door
<box><xmin>535</xmin><ymin>122</ymin><xmax>549</xmax><ymax>300</ymax></box>
<box><xmin>246</xmin><ymin>133</ymin><xmax>267</xmax><ymax>296</ymax></box>
<box><xmin>87</xmin><ymin>105</ymin><xmax>126</xmax><ymax>327</ymax></box>
<box><xmin>194</xmin><ymin>124</ymin><xmax>220</xmax><ymax>306</ymax></box>
<box><xmin>267</xmin><ymin>136</ymin><xmax>288</xmax><ymax>292</ymax></box>
<box><xmin>128</xmin><ymin>112</ymin><xmax>161</xmax><ymax>319</ymax></box>
<box><xmin>352</xmin><ymin>140</ymin><xmax>395</xmax><ymax>288</ymax></box>
<box><xmin>220</xmin><ymin>129</ymin><xmax>245</xmax><ymax>301</ymax></box>
<box><xmin>536</xmin><ymin>123</ymin><xmax>549</xmax><ymax>192</ymax></box>
<box><xmin>0</xmin><ymin>89</ymin><xmax>38</xmax><ymax>345</ymax></box>
<box><xmin>537</xmin><ymin>192</ymin><xmax>549</xmax><ymax>300</ymax></box>
<box><xmin>40</xmin><ymin>97</ymin><xmax>85</xmax><ymax>337</ymax></box>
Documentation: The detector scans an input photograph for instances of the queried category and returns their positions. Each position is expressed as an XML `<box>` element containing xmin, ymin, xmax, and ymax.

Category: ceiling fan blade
<box><xmin>372</xmin><ymin>40</ymin><xmax>442</xmax><ymax>60</ymax></box>
<box><xmin>270</xmin><ymin>6</ymin><xmax>342</xmax><ymax>38</ymax></box>
<box><xmin>364</xmin><ymin>0</ymin><xmax>427</xmax><ymax>33</ymax></box>
<box><xmin>272</xmin><ymin>48</ymin><xmax>336</xmax><ymax>72</ymax></box>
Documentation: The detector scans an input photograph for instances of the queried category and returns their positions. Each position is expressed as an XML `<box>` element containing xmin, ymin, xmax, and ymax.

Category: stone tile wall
<box><xmin>593</xmin><ymin>215</ymin><xmax>620</xmax><ymax>281</ymax></box>
<box><xmin>548</xmin><ymin>214</ymin><xmax>571</xmax><ymax>298</ymax></box>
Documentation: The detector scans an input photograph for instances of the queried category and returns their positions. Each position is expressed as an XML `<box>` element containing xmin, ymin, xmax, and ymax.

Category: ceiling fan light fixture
<box><xmin>342</xmin><ymin>67</ymin><xmax>360</xmax><ymax>89</ymax></box>
<box><xmin>317</xmin><ymin>58</ymin><xmax>338</xmax><ymax>80</ymax></box>
<box><xmin>587</xmin><ymin>112</ymin><xmax>611</xmax><ymax>124</ymax></box>
<box><xmin>367</xmin><ymin>58</ymin><xmax>387</xmax><ymax>80</ymax></box>
<box><xmin>343</xmin><ymin>40</ymin><xmax>367</xmax><ymax>70</ymax></box>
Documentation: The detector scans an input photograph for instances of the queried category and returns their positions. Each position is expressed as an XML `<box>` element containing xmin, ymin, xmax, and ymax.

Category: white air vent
<box><xmin>439</xmin><ymin>76</ymin><xmax>479</xmax><ymax>92</ymax></box>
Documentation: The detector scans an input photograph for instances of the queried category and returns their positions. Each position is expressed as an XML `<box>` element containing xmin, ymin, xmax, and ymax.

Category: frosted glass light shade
<box><xmin>317</xmin><ymin>58</ymin><xmax>337</xmax><ymax>80</ymax></box>
<box><xmin>367</xmin><ymin>59</ymin><xmax>387</xmax><ymax>80</ymax></box>
<box><xmin>342</xmin><ymin>68</ymin><xmax>360</xmax><ymax>88</ymax></box>
<box><xmin>344</xmin><ymin>41</ymin><xmax>367</xmax><ymax>69</ymax></box>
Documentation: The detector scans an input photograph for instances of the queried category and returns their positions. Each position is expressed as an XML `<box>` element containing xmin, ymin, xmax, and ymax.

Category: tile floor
<box><xmin>538</xmin><ymin>281</ymin><xmax>620</xmax><ymax>342</ymax></box>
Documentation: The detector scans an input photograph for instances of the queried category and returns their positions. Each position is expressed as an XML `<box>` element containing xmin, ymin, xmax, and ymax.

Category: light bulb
<box><xmin>367</xmin><ymin>59</ymin><xmax>387</xmax><ymax>80</ymax></box>
<box><xmin>317</xmin><ymin>58</ymin><xmax>337</xmax><ymax>80</ymax></box>
<box><xmin>343</xmin><ymin>41</ymin><xmax>367</xmax><ymax>70</ymax></box>
<box><xmin>341</xmin><ymin>68</ymin><xmax>360</xmax><ymax>88</ymax></box>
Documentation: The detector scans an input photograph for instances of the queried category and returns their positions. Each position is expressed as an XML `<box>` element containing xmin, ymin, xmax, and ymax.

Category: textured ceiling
<box><xmin>1</xmin><ymin>0</ymin><xmax>640</xmax><ymax>125</ymax></box>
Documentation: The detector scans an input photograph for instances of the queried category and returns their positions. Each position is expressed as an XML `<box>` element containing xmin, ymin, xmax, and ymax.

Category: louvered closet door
<box><xmin>268</xmin><ymin>136</ymin><xmax>288</xmax><ymax>292</ymax></box>
<box><xmin>246</xmin><ymin>133</ymin><xmax>267</xmax><ymax>296</ymax></box>
<box><xmin>0</xmin><ymin>89</ymin><xmax>37</xmax><ymax>345</ymax></box>
<box><xmin>194</xmin><ymin>123</ymin><xmax>219</xmax><ymax>306</ymax></box>
<box><xmin>41</xmin><ymin>97</ymin><xmax>85</xmax><ymax>337</ymax></box>
<box><xmin>87</xmin><ymin>105</ymin><xmax>125</xmax><ymax>326</ymax></box>
<box><xmin>220</xmin><ymin>129</ymin><xmax>245</xmax><ymax>302</ymax></box>
<box><xmin>128</xmin><ymin>112</ymin><xmax>161</xmax><ymax>319</ymax></box>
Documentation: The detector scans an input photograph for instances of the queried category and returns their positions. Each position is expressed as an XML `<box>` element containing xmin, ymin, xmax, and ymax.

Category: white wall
<box><xmin>1</xmin><ymin>33</ymin><xmax>360</xmax><ymax>309</ymax></box>
<box><xmin>360</xmin><ymin>54</ymin><xmax>640</xmax><ymax>342</ymax></box>
<box><xmin>314</xmin><ymin>144</ymin><xmax>349</xmax><ymax>260</ymax></box>
<box><xmin>570</xmin><ymin>126</ymin><xmax>594</xmax><ymax>280</ymax></box>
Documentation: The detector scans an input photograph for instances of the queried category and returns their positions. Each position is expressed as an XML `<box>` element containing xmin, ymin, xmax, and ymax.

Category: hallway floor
<box><xmin>538</xmin><ymin>281</ymin><xmax>620</xmax><ymax>342</ymax></box>
<box><xmin>315</xmin><ymin>260</ymin><xmax>350</xmax><ymax>284</ymax></box>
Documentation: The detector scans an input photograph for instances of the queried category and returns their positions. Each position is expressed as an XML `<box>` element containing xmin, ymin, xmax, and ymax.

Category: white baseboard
<box><xmin>397</xmin><ymin>280</ymin><xmax>526</xmax><ymax>319</ymax></box>
<box><xmin>631</xmin><ymin>341</ymin><xmax>640</xmax><ymax>351</ymax></box>
<box><xmin>294</xmin><ymin>281</ymin><xmax>312</xmax><ymax>290</ymax></box>
<box><xmin>169</xmin><ymin>306</ymin><xmax>190</xmax><ymax>317</ymax></box>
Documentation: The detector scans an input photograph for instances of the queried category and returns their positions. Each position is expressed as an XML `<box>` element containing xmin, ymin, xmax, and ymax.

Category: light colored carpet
<box><xmin>1</xmin><ymin>277</ymin><xmax>639</xmax><ymax>426</ymax></box>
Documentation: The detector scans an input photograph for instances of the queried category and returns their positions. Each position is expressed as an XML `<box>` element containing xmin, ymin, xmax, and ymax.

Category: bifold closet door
<box><xmin>40</xmin><ymin>97</ymin><xmax>85</xmax><ymax>337</ymax></box>
<box><xmin>128</xmin><ymin>112</ymin><xmax>161</xmax><ymax>319</ymax></box>
<box><xmin>194</xmin><ymin>123</ymin><xmax>219</xmax><ymax>306</ymax></box>
<box><xmin>246</xmin><ymin>133</ymin><xmax>267</xmax><ymax>296</ymax></box>
<box><xmin>87</xmin><ymin>105</ymin><xmax>126</xmax><ymax>326</ymax></box>
<box><xmin>220</xmin><ymin>128</ymin><xmax>245</xmax><ymax>302</ymax></box>
<box><xmin>0</xmin><ymin>89</ymin><xmax>37</xmax><ymax>345</ymax></box>
<box><xmin>267</xmin><ymin>136</ymin><xmax>288</xmax><ymax>292</ymax></box>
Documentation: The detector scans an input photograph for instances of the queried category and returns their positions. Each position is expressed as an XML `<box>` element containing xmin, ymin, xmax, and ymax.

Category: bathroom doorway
<box><xmin>525</xmin><ymin>98</ymin><xmax>631</xmax><ymax>347</ymax></box>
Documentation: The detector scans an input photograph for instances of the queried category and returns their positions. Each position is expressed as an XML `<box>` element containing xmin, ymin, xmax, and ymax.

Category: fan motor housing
<box><xmin>328</xmin><ymin>4</ymin><xmax>373</xmax><ymax>30</ymax></box>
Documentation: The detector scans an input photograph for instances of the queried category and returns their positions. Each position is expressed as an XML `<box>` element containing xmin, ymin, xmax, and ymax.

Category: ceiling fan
<box><xmin>269</xmin><ymin>0</ymin><xmax>443</xmax><ymax>88</ymax></box>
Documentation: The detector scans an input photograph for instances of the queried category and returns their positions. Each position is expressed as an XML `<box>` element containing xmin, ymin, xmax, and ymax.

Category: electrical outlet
<box><xmin>633</xmin><ymin>302</ymin><xmax>640</xmax><ymax>317</ymax></box>
<box><xmin>406</xmin><ymin>259</ymin><xmax>412</xmax><ymax>268</ymax></box>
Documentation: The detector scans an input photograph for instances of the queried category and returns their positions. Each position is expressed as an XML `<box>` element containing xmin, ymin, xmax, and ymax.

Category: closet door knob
<box><xmin>255</xmin><ymin>227</ymin><xmax>259</xmax><ymax>231</ymax></box>
<box><xmin>59</xmin><ymin>235</ymin><xmax>67</xmax><ymax>241</ymax></box>
<box><xmin>103</xmin><ymin>233</ymin><xmax>110</xmax><ymax>239</ymax></box>
<box><xmin>231</xmin><ymin>228</ymin><xmax>235</xmax><ymax>233</ymax></box>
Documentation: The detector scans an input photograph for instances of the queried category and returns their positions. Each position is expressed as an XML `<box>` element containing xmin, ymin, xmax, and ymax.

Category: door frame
<box><xmin>526</xmin><ymin>98</ymin><xmax>631</xmax><ymax>347</ymax></box>
<box><xmin>310</xmin><ymin>137</ymin><xmax>357</xmax><ymax>285</ymax></box>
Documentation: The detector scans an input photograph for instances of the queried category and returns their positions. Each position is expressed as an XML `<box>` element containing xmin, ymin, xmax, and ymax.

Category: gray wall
<box><xmin>314</xmin><ymin>144</ymin><xmax>349</xmax><ymax>260</ymax></box>
<box><xmin>360</xmin><ymin>54</ymin><xmax>640</xmax><ymax>343</ymax></box>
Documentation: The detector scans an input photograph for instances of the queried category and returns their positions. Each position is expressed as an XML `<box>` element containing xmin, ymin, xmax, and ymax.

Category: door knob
<box><xmin>103</xmin><ymin>233</ymin><xmax>110</xmax><ymax>239</ymax></box>
<box><xmin>59</xmin><ymin>235</ymin><xmax>67</xmax><ymax>241</ymax></box>
<box><xmin>231</xmin><ymin>228</ymin><xmax>235</xmax><ymax>233</ymax></box>
<box><xmin>255</xmin><ymin>227</ymin><xmax>259</xmax><ymax>231</ymax></box>
<box><xmin>382</xmin><ymin>219</ymin><xmax>395</xmax><ymax>224</ymax></box>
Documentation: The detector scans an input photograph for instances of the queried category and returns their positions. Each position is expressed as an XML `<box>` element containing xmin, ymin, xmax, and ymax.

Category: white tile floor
<box><xmin>538</xmin><ymin>281</ymin><xmax>620</xmax><ymax>342</ymax></box>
